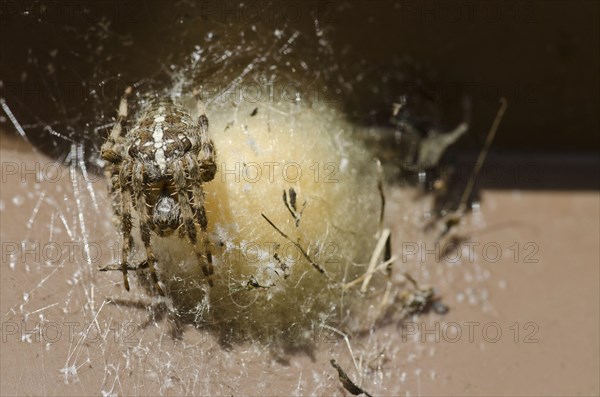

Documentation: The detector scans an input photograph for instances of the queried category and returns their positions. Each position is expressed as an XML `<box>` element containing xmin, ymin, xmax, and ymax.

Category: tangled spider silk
<box><xmin>118</xmin><ymin>93</ymin><xmax>387</xmax><ymax>345</ymax></box>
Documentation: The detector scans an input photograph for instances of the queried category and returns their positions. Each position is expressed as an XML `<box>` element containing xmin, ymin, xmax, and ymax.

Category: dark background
<box><xmin>1</xmin><ymin>1</ymin><xmax>598</xmax><ymax>163</ymax></box>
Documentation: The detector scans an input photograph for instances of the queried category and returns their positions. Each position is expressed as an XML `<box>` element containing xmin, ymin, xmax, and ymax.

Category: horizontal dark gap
<box><xmin>446</xmin><ymin>152</ymin><xmax>599</xmax><ymax>191</ymax></box>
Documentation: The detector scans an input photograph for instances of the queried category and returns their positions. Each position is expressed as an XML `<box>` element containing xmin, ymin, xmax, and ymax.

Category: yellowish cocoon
<box><xmin>142</xmin><ymin>97</ymin><xmax>385</xmax><ymax>344</ymax></box>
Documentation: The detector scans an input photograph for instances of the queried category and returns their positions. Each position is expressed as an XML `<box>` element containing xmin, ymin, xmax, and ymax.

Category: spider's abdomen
<box><xmin>127</xmin><ymin>102</ymin><xmax>199</xmax><ymax>178</ymax></box>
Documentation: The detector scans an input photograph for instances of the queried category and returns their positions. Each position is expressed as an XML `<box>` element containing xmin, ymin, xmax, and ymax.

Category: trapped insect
<box><xmin>100</xmin><ymin>87</ymin><xmax>217</xmax><ymax>296</ymax></box>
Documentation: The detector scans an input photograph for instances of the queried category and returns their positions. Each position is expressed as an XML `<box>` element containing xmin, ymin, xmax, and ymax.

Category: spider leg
<box><xmin>173</xmin><ymin>159</ymin><xmax>214</xmax><ymax>286</ymax></box>
<box><xmin>102</xmin><ymin>87</ymin><xmax>133</xmax><ymax>231</ymax></box>
<box><xmin>101</xmin><ymin>86</ymin><xmax>132</xmax><ymax>164</ymax></box>
<box><xmin>118</xmin><ymin>160</ymin><xmax>134</xmax><ymax>291</ymax></box>
<box><xmin>184</xmin><ymin>154</ymin><xmax>210</xmax><ymax>229</ymax></box>
<box><xmin>132</xmin><ymin>162</ymin><xmax>165</xmax><ymax>296</ymax></box>
<box><xmin>185</xmin><ymin>154</ymin><xmax>215</xmax><ymax>279</ymax></box>
<box><xmin>195</xmin><ymin>96</ymin><xmax>217</xmax><ymax>182</ymax></box>
<box><xmin>106</xmin><ymin>166</ymin><xmax>123</xmax><ymax>229</ymax></box>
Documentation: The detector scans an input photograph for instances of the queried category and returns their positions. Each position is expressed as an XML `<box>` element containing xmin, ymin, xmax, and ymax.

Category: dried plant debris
<box><xmin>260</xmin><ymin>213</ymin><xmax>329</xmax><ymax>277</ymax></box>
<box><xmin>391</xmin><ymin>95</ymin><xmax>470</xmax><ymax>171</ymax></box>
<box><xmin>330</xmin><ymin>359</ymin><xmax>373</xmax><ymax>397</ymax></box>
<box><xmin>283</xmin><ymin>187</ymin><xmax>305</xmax><ymax>227</ymax></box>
<box><xmin>400</xmin><ymin>273</ymin><xmax>449</xmax><ymax>316</ymax></box>
<box><xmin>432</xmin><ymin>97</ymin><xmax>508</xmax><ymax>243</ymax></box>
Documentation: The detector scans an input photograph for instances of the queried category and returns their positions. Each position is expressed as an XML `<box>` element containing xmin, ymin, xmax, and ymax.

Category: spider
<box><xmin>100</xmin><ymin>87</ymin><xmax>217</xmax><ymax>296</ymax></box>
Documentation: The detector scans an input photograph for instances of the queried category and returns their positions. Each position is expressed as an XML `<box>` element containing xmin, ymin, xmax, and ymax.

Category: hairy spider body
<box><xmin>101</xmin><ymin>88</ymin><xmax>216</xmax><ymax>295</ymax></box>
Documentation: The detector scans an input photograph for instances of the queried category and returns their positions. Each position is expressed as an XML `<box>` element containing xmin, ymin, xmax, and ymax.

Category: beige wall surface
<box><xmin>1</xmin><ymin>133</ymin><xmax>598</xmax><ymax>396</ymax></box>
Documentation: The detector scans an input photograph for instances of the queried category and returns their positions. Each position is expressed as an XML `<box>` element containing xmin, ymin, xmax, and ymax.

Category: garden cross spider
<box><xmin>100</xmin><ymin>87</ymin><xmax>217</xmax><ymax>296</ymax></box>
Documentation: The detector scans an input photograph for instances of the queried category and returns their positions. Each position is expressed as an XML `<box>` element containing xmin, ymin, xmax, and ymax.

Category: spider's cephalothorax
<box><xmin>101</xmin><ymin>87</ymin><xmax>217</xmax><ymax>295</ymax></box>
